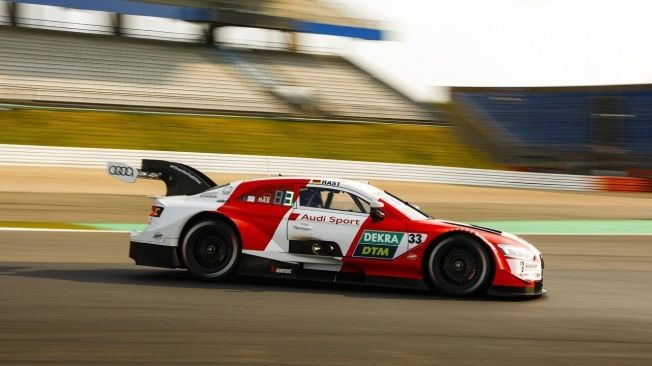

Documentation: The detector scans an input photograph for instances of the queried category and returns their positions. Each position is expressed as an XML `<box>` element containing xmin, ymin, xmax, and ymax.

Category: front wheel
<box><xmin>181</xmin><ymin>220</ymin><xmax>240</xmax><ymax>281</ymax></box>
<box><xmin>426</xmin><ymin>235</ymin><xmax>493</xmax><ymax>297</ymax></box>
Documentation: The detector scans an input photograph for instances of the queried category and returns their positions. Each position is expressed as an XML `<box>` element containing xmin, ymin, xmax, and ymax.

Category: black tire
<box><xmin>181</xmin><ymin>220</ymin><xmax>240</xmax><ymax>281</ymax></box>
<box><xmin>426</xmin><ymin>235</ymin><xmax>493</xmax><ymax>297</ymax></box>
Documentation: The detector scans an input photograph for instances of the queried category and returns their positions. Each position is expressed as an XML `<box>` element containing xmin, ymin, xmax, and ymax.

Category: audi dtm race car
<box><xmin>107</xmin><ymin>160</ymin><xmax>546</xmax><ymax>297</ymax></box>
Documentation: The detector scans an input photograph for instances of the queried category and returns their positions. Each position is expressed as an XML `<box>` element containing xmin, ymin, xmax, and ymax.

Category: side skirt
<box><xmin>235</xmin><ymin>253</ymin><xmax>428</xmax><ymax>290</ymax></box>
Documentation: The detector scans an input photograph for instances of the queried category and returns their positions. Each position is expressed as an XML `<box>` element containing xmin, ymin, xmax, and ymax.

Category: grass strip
<box><xmin>0</xmin><ymin>108</ymin><xmax>494</xmax><ymax>168</ymax></box>
<box><xmin>0</xmin><ymin>221</ymin><xmax>90</xmax><ymax>230</ymax></box>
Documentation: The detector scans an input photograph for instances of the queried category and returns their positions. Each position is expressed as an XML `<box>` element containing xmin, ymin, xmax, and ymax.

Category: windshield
<box><xmin>380</xmin><ymin>191</ymin><xmax>430</xmax><ymax>221</ymax></box>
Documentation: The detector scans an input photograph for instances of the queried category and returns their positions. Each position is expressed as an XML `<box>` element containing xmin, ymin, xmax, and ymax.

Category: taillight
<box><xmin>149</xmin><ymin>206</ymin><xmax>164</xmax><ymax>217</ymax></box>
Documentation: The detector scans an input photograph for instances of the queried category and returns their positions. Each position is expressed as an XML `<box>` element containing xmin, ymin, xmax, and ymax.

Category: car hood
<box><xmin>437</xmin><ymin>220</ymin><xmax>503</xmax><ymax>236</ymax></box>
<box><xmin>424</xmin><ymin>219</ymin><xmax>540</xmax><ymax>254</ymax></box>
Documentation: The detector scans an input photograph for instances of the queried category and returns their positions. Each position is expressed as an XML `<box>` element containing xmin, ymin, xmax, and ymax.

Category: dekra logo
<box><xmin>359</xmin><ymin>230</ymin><xmax>404</xmax><ymax>246</ymax></box>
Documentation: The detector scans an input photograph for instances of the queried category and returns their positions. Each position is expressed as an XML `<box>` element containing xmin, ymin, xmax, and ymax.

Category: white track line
<box><xmin>0</xmin><ymin>227</ymin><xmax>129</xmax><ymax>233</ymax></box>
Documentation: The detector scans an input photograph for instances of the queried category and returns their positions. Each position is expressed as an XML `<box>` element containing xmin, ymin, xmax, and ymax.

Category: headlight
<box><xmin>497</xmin><ymin>244</ymin><xmax>534</xmax><ymax>260</ymax></box>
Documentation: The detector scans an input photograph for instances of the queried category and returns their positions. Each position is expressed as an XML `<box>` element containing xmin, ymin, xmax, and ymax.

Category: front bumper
<box><xmin>129</xmin><ymin>241</ymin><xmax>181</xmax><ymax>269</ymax></box>
<box><xmin>487</xmin><ymin>280</ymin><xmax>547</xmax><ymax>297</ymax></box>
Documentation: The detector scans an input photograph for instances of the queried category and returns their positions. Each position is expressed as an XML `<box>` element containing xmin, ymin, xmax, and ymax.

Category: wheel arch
<box><xmin>421</xmin><ymin>229</ymin><xmax>498</xmax><ymax>289</ymax></box>
<box><xmin>176</xmin><ymin>211</ymin><xmax>241</xmax><ymax>267</ymax></box>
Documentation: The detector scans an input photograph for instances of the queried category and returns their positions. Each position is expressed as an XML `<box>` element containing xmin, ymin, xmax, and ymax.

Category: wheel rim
<box><xmin>190</xmin><ymin>233</ymin><xmax>232</xmax><ymax>273</ymax></box>
<box><xmin>431</xmin><ymin>241</ymin><xmax>486</xmax><ymax>293</ymax></box>
<box><xmin>441</xmin><ymin>248</ymin><xmax>478</xmax><ymax>286</ymax></box>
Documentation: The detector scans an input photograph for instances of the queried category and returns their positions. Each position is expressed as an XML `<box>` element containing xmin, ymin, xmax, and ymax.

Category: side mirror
<box><xmin>370</xmin><ymin>200</ymin><xmax>385</xmax><ymax>219</ymax></box>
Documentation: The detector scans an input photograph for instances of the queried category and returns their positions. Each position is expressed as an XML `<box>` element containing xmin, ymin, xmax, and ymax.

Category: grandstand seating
<box><xmin>624</xmin><ymin>91</ymin><xmax>652</xmax><ymax>155</ymax></box>
<box><xmin>455</xmin><ymin>89</ymin><xmax>652</xmax><ymax>156</ymax></box>
<box><xmin>457</xmin><ymin>92</ymin><xmax>589</xmax><ymax>149</ymax></box>
<box><xmin>233</xmin><ymin>50</ymin><xmax>433</xmax><ymax>121</ymax></box>
<box><xmin>0</xmin><ymin>27</ymin><xmax>291</xmax><ymax>114</ymax></box>
<box><xmin>0</xmin><ymin>26</ymin><xmax>433</xmax><ymax>122</ymax></box>
<box><xmin>453</xmin><ymin>87</ymin><xmax>652</xmax><ymax>174</ymax></box>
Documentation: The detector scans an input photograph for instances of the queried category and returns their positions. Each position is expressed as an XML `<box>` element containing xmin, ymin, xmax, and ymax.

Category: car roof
<box><xmin>241</xmin><ymin>176</ymin><xmax>382</xmax><ymax>198</ymax></box>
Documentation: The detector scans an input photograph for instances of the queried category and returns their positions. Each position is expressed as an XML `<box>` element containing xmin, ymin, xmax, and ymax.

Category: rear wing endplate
<box><xmin>107</xmin><ymin>160</ymin><xmax>217</xmax><ymax>196</ymax></box>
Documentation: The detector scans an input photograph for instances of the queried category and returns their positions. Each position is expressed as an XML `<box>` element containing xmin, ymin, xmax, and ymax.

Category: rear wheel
<box><xmin>426</xmin><ymin>235</ymin><xmax>492</xmax><ymax>297</ymax></box>
<box><xmin>181</xmin><ymin>220</ymin><xmax>240</xmax><ymax>280</ymax></box>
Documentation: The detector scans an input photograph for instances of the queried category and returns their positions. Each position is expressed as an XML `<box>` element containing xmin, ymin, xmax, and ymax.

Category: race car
<box><xmin>107</xmin><ymin>159</ymin><xmax>546</xmax><ymax>297</ymax></box>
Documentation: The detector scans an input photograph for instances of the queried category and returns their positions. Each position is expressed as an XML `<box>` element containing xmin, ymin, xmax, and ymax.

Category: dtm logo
<box><xmin>353</xmin><ymin>230</ymin><xmax>405</xmax><ymax>259</ymax></box>
<box><xmin>359</xmin><ymin>246</ymin><xmax>390</xmax><ymax>257</ymax></box>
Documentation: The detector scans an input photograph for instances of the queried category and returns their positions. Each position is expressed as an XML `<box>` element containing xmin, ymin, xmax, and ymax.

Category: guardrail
<box><xmin>0</xmin><ymin>144</ymin><xmax>603</xmax><ymax>191</ymax></box>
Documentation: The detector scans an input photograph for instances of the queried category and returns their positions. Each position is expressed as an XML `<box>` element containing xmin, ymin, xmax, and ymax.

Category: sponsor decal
<box><xmin>258</xmin><ymin>194</ymin><xmax>271</xmax><ymax>204</ymax></box>
<box><xmin>310</xmin><ymin>179</ymin><xmax>341</xmax><ymax>187</ymax></box>
<box><xmin>222</xmin><ymin>186</ymin><xmax>233</xmax><ymax>194</ymax></box>
<box><xmin>506</xmin><ymin>258</ymin><xmax>542</xmax><ymax>280</ymax></box>
<box><xmin>270</xmin><ymin>265</ymin><xmax>293</xmax><ymax>275</ymax></box>
<box><xmin>311</xmin><ymin>179</ymin><xmax>340</xmax><ymax>187</ymax></box>
<box><xmin>169</xmin><ymin>164</ymin><xmax>201</xmax><ymax>185</ymax></box>
<box><xmin>359</xmin><ymin>246</ymin><xmax>391</xmax><ymax>257</ymax></box>
<box><xmin>199</xmin><ymin>191</ymin><xmax>219</xmax><ymax>198</ymax></box>
<box><xmin>322</xmin><ymin>180</ymin><xmax>340</xmax><ymax>187</ymax></box>
<box><xmin>520</xmin><ymin>261</ymin><xmax>540</xmax><ymax>273</ymax></box>
<box><xmin>353</xmin><ymin>230</ymin><xmax>405</xmax><ymax>259</ymax></box>
<box><xmin>360</xmin><ymin>231</ymin><xmax>404</xmax><ymax>245</ymax></box>
<box><xmin>246</xmin><ymin>195</ymin><xmax>256</xmax><ymax>202</ymax></box>
<box><xmin>298</xmin><ymin>213</ymin><xmax>362</xmax><ymax>226</ymax></box>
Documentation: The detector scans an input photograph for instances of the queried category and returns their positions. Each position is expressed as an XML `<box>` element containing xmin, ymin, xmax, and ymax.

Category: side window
<box><xmin>239</xmin><ymin>185</ymin><xmax>294</xmax><ymax>206</ymax></box>
<box><xmin>299</xmin><ymin>187</ymin><xmax>325</xmax><ymax>208</ymax></box>
<box><xmin>299</xmin><ymin>187</ymin><xmax>369</xmax><ymax>213</ymax></box>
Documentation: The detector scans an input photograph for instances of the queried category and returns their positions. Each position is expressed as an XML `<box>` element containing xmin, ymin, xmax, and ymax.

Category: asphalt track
<box><xmin>1</xmin><ymin>231</ymin><xmax>652</xmax><ymax>366</ymax></box>
<box><xmin>1</xmin><ymin>177</ymin><xmax>651</xmax><ymax>365</ymax></box>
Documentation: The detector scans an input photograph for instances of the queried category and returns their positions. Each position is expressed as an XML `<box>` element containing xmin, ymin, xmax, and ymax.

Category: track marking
<box><xmin>0</xmin><ymin>227</ymin><xmax>129</xmax><ymax>233</ymax></box>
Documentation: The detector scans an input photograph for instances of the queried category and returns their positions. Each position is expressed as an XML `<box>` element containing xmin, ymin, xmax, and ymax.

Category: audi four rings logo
<box><xmin>109</xmin><ymin>166</ymin><xmax>135</xmax><ymax>176</ymax></box>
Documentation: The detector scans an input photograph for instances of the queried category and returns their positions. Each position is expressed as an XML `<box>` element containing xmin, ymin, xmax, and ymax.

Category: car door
<box><xmin>287</xmin><ymin>186</ymin><xmax>370</xmax><ymax>258</ymax></box>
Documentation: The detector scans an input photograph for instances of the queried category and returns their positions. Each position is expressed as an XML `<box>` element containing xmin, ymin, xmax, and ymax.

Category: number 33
<box><xmin>408</xmin><ymin>233</ymin><xmax>423</xmax><ymax>244</ymax></box>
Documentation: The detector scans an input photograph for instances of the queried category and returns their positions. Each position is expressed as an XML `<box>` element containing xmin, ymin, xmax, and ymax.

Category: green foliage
<box><xmin>0</xmin><ymin>109</ymin><xmax>494</xmax><ymax>168</ymax></box>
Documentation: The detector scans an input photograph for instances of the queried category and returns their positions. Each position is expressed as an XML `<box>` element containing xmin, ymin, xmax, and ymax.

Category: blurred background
<box><xmin>0</xmin><ymin>0</ymin><xmax>650</xmax><ymax>183</ymax></box>
<box><xmin>1</xmin><ymin>1</ymin><xmax>652</xmax><ymax>365</ymax></box>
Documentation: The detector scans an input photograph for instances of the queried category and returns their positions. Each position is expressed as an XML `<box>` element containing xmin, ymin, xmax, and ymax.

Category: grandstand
<box><xmin>0</xmin><ymin>0</ymin><xmax>436</xmax><ymax>123</ymax></box>
<box><xmin>452</xmin><ymin>86</ymin><xmax>652</xmax><ymax>175</ymax></box>
<box><xmin>0</xmin><ymin>27</ymin><xmax>292</xmax><ymax>114</ymax></box>
<box><xmin>239</xmin><ymin>50</ymin><xmax>431</xmax><ymax>121</ymax></box>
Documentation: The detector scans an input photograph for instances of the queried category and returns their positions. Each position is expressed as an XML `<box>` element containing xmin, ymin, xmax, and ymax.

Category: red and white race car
<box><xmin>108</xmin><ymin>160</ymin><xmax>546</xmax><ymax>297</ymax></box>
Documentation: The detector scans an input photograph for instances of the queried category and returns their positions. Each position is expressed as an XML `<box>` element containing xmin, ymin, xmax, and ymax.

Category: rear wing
<box><xmin>107</xmin><ymin>160</ymin><xmax>217</xmax><ymax>196</ymax></box>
